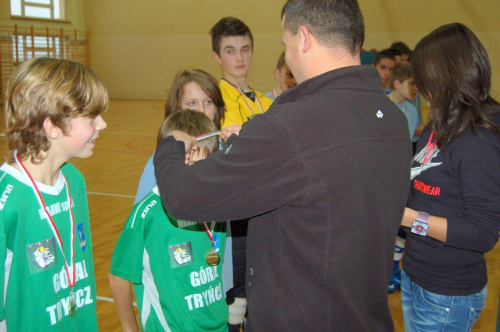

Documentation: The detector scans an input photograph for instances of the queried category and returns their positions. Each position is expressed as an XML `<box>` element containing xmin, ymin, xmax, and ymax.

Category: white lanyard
<box><xmin>202</xmin><ymin>221</ymin><xmax>216</xmax><ymax>243</ymax></box>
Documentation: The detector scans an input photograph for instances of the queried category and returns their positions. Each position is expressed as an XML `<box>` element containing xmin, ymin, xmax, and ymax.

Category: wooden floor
<box><xmin>1</xmin><ymin>99</ymin><xmax>498</xmax><ymax>331</ymax></box>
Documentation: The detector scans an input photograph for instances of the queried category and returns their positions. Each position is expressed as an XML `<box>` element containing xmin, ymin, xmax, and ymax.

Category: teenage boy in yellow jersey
<box><xmin>210</xmin><ymin>17</ymin><xmax>272</xmax><ymax>331</ymax></box>
<box><xmin>210</xmin><ymin>17</ymin><xmax>273</xmax><ymax>129</ymax></box>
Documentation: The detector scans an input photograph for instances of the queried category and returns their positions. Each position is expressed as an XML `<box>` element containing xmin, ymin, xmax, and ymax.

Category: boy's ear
<box><xmin>274</xmin><ymin>67</ymin><xmax>281</xmax><ymax>80</ymax></box>
<box><xmin>394</xmin><ymin>79</ymin><xmax>402</xmax><ymax>89</ymax></box>
<box><xmin>43</xmin><ymin>118</ymin><xmax>61</xmax><ymax>139</ymax></box>
<box><xmin>212</xmin><ymin>51</ymin><xmax>222</xmax><ymax>65</ymax></box>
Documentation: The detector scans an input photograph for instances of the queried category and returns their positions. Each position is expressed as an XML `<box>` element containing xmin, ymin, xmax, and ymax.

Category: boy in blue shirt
<box><xmin>389</xmin><ymin>64</ymin><xmax>419</xmax><ymax>141</ymax></box>
<box><xmin>387</xmin><ymin>63</ymin><xmax>419</xmax><ymax>293</ymax></box>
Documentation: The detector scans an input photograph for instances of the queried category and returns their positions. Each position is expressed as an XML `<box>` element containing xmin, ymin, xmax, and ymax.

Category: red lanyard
<box><xmin>202</xmin><ymin>221</ymin><xmax>215</xmax><ymax>243</ymax></box>
<box><xmin>15</xmin><ymin>154</ymin><xmax>76</xmax><ymax>288</ymax></box>
<box><xmin>422</xmin><ymin>131</ymin><xmax>436</xmax><ymax>163</ymax></box>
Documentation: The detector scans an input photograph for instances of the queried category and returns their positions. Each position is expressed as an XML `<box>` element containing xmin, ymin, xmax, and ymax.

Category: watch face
<box><xmin>411</xmin><ymin>221</ymin><xmax>429</xmax><ymax>236</ymax></box>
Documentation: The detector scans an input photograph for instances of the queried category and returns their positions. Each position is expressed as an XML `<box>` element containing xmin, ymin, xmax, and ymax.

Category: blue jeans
<box><xmin>401</xmin><ymin>270</ymin><xmax>486</xmax><ymax>332</ymax></box>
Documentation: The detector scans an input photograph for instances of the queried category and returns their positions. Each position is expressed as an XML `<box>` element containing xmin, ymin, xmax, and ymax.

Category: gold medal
<box><xmin>203</xmin><ymin>221</ymin><xmax>220</xmax><ymax>266</ymax></box>
<box><xmin>69</xmin><ymin>288</ymin><xmax>77</xmax><ymax>317</ymax></box>
<box><xmin>205</xmin><ymin>251</ymin><xmax>220</xmax><ymax>266</ymax></box>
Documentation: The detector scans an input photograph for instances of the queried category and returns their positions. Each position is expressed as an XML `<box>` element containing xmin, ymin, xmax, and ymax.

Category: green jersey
<box><xmin>0</xmin><ymin>163</ymin><xmax>97</xmax><ymax>331</ymax></box>
<box><xmin>110</xmin><ymin>187</ymin><xmax>228</xmax><ymax>332</ymax></box>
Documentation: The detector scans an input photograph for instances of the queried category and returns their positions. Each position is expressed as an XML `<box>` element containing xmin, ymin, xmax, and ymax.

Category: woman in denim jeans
<box><xmin>399</xmin><ymin>23</ymin><xmax>500</xmax><ymax>331</ymax></box>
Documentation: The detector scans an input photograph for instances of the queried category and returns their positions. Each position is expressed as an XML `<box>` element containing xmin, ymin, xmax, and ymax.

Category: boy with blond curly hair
<box><xmin>0</xmin><ymin>57</ymin><xmax>108</xmax><ymax>330</ymax></box>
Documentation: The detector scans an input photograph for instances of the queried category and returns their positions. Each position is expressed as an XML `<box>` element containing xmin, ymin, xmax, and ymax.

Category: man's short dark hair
<box><xmin>210</xmin><ymin>17</ymin><xmax>254</xmax><ymax>55</ymax></box>
<box><xmin>389</xmin><ymin>63</ymin><xmax>412</xmax><ymax>90</ymax></box>
<box><xmin>388</xmin><ymin>48</ymin><xmax>402</xmax><ymax>58</ymax></box>
<box><xmin>390</xmin><ymin>41</ymin><xmax>411</xmax><ymax>56</ymax></box>
<box><xmin>372</xmin><ymin>50</ymin><xmax>395</xmax><ymax>66</ymax></box>
<box><xmin>281</xmin><ymin>0</ymin><xmax>365</xmax><ymax>56</ymax></box>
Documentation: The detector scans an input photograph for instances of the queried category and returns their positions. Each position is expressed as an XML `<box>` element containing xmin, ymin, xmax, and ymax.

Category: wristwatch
<box><xmin>411</xmin><ymin>211</ymin><xmax>430</xmax><ymax>236</ymax></box>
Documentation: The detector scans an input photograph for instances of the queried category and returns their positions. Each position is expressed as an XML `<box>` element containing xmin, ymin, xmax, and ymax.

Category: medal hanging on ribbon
<box><xmin>202</xmin><ymin>221</ymin><xmax>220</xmax><ymax>266</ymax></box>
<box><xmin>15</xmin><ymin>153</ymin><xmax>78</xmax><ymax>317</ymax></box>
<box><xmin>69</xmin><ymin>288</ymin><xmax>77</xmax><ymax>316</ymax></box>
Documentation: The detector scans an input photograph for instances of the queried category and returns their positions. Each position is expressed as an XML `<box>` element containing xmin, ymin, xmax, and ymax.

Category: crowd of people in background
<box><xmin>0</xmin><ymin>0</ymin><xmax>499</xmax><ymax>331</ymax></box>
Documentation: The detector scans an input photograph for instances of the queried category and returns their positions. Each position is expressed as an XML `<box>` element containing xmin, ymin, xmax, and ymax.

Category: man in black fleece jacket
<box><xmin>154</xmin><ymin>0</ymin><xmax>411</xmax><ymax>330</ymax></box>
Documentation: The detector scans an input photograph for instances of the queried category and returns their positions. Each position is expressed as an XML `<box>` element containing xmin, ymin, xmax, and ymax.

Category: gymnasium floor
<box><xmin>2</xmin><ymin>99</ymin><xmax>498</xmax><ymax>331</ymax></box>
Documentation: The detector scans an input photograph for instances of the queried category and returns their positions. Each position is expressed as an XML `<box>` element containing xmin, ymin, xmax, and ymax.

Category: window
<box><xmin>10</xmin><ymin>0</ymin><xmax>67</xmax><ymax>21</ymax></box>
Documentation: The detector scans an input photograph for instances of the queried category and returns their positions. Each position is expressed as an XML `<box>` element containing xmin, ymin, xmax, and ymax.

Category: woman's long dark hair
<box><xmin>411</xmin><ymin>23</ymin><xmax>499</xmax><ymax>150</ymax></box>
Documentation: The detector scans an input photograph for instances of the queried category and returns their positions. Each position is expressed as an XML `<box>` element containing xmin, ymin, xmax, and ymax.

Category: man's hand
<box><xmin>221</xmin><ymin>125</ymin><xmax>242</xmax><ymax>142</ymax></box>
<box><xmin>169</xmin><ymin>130</ymin><xmax>198</xmax><ymax>164</ymax></box>
<box><xmin>170</xmin><ymin>130</ymin><xmax>198</xmax><ymax>152</ymax></box>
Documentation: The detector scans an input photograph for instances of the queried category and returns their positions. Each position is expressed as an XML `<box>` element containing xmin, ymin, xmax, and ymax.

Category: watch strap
<box><xmin>416</xmin><ymin>211</ymin><xmax>430</xmax><ymax>224</ymax></box>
